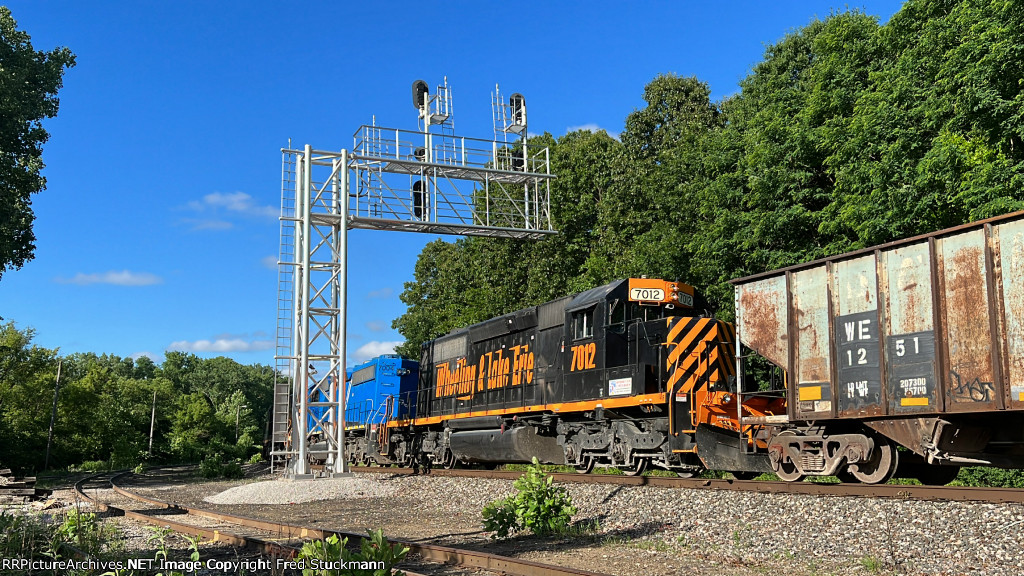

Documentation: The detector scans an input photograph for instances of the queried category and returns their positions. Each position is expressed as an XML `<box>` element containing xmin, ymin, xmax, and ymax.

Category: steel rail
<box><xmin>74</xmin><ymin>472</ymin><xmax>610</xmax><ymax>576</ymax></box>
<box><xmin>349</xmin><ymin>466</ymin><xmax>1024</xmax><ymax>504</ymax></box>
<box><xmin>73</xmin><ymin>472</ymin><xmax>301</xmax><ymax>559</ymax></box>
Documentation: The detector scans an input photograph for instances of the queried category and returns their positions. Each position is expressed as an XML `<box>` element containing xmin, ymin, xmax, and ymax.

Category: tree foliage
<box><xmin>394</xmin><ymin>0</ymin><xmax>1024</xmax><ymax>351</ymax></box>
<box><xmin>0</xmin><ymin>322</ymin><xmax>273</xmax><ymax>473</ymax></box>
<box><xmin>0</xmin><ymin>7</ymin><xmax>75</xmax><ymax>280</ymax></box>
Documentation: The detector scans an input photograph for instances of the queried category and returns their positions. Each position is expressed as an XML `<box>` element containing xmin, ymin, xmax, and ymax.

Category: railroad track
<box><xmin>73</xmin><ymin>471</ymin><xmax>610</xmax><ymax>576</ymax></box>
<box><xmin>350</xmin><ymin>466</ymin><xmax>1024</xmax><ymax>504</ymax></box>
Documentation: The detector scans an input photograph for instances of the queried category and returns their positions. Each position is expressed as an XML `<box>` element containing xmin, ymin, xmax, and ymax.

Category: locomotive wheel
<box><xmin>441</xmin><ymin>449</ymin><xmax>457</xmax><ymax>469</ymax></box>
<box><xmin>621</xmin><ymin>458</ymin><xmax>648</xmax><ymax>477</ymax></box>
<box><xmin>850</xmin><ymin>439</ymin><xmax>898</xmax><ymax>484</ymax></box>
<box><xmin>574</xmin><ymin>456</ymin><xmax>594</xmax><ymax>474</ymax></box>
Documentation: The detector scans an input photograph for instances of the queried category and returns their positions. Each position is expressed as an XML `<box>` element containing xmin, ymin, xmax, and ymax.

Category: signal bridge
<box><xmin>272</xmin><ymin>78</ymin><xmax>556</xmax><ymax>476</ymax></box>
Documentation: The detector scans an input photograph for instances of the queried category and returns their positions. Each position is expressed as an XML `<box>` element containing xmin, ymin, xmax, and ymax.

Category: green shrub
<box><xmin>248</xmin><ymin>452</ymin><xmax>265</xmax><ymax>464</ymax></box>
<box><xmin>78</xmin><ymin>460</ymin><xmax>108</xmax><ymax>473</ymax></box>
<box><xmin>56</xmin><ymin>509</ymin><xmax>120</xmax><ymax>556</ymax></box>
<box><xmin>0</xmin><ymin>512</ymin><xmax>54</xmax><ymax>560</ymax></box>
<box><xmin>482</xmin><ymin>457</ymin><xmax>576</xmax><ymax>538</ymax></box>
<box><xmin>221</xmin><ymin>461</ymin><xmax>244</xmax><ymax>479</ymax></box>
<box><xmin>199</xmin><ymin>456</ymin><xmax>223</xmax><ymax>479</ymax></box>
<box><xmin>297</xmin><ymin>529</ymin><xmax>408</xmax><ymax>576</ymax></box>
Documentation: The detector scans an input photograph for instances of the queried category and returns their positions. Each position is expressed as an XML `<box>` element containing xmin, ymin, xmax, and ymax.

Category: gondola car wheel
<box><xmin>849</xmin><ymin>439</ymin><xmax>898</xmax><ymax>484</ymax></box>
<box><xmin>916</xmin><ymin>465</ymin><xmax>960</xmax><ymax>486</ymax></box>
<box><xmin>836</xmin><ymin>469</ymin><xmax>860</xmax><ymax>483</ymax></box>
<box><xmin>772</xmin><ymin>431</ymin><xmax>805</xmax><ymax>482</ymax></box>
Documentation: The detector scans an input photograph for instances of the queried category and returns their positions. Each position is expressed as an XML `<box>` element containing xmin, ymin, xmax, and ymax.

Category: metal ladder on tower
<box><xmin>271</xmin><ymin>151</ymin><xmax>299</xmax><ymax>471</ymax></box>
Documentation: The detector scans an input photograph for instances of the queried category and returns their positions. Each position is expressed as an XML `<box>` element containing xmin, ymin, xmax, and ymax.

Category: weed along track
<box><xmin>74</xmin><ymin>469</ymin><xmax>612</xmax><ymax>576</ymax></box>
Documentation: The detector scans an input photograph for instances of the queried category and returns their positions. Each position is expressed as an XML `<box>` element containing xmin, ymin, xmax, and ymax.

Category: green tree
<box><xmin>690</xmin><ymin>11</ymin><xmax>881</xmax><ymax>315</ymax></box>
<box><xmin>828</xmin><ymin>0</ymin><xmax>1024</xmax><ymax>246</ymax></box>
<box><xmin>0</xmin><ymin>8</ymin><xmax>75</xmax><ymax>279</ymax></box>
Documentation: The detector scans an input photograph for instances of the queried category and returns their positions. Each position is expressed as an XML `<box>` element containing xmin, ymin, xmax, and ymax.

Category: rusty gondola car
<box><xmin>729</xmin><ymin>210</ymin><xmax>1024</xmax><ymax>484</ymax></box>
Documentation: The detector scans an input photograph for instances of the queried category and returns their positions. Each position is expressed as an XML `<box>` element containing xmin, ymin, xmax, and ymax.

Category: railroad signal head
<box><xmin>413</xmin><ymin>180</ymin><xmax>425</xmax><ymax>219</ymax></box>
<box><xmin>412</xmin><ymin>80</ymin><xmax>429</xmax><ymax>110</ymax></box>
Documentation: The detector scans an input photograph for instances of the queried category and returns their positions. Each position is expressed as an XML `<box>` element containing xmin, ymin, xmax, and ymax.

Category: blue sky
<box><xmin>1</xmin><ymin>1</ymin><xmax>905</xmax><ymax>366</ymax></box>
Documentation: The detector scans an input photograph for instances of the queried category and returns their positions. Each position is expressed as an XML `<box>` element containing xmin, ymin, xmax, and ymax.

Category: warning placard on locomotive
<box><xmin>835</xmin><ymin>311</ymin><xmax>882</xmax><ymax>413</ymax></box>
<box><xmin>608</xmin><ymin>377</ymin><xmax>632</xmax><ymax>396</ymax></box>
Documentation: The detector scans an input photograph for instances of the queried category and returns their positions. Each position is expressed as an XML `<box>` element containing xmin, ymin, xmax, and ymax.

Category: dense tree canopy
<box><xmin>0</xmin><ymin>322</ymin><xmax>271</xmax><ymax>473</ymax></box>
<box><xmin>0</xmin><ymin>7</ymin><xmax>75</xmax><ymax>280</ymax></box>
<box><xmin>394</xmin><ymin>0</ymin><xmax>1024</xmax><ymax>354</ymax></box>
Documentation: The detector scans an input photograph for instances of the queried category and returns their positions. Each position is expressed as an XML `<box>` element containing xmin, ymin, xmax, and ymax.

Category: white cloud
<box><xmin>56</xmin><ymin>270</ymin><xmax>163</xmax><ymax>286</ymax></box>
<box><xmin>261</xmin><ymin>255</ymin><xmax>278</xmax><ymax>270</ymax></box>
<box><xmin>167</xmin><ymin>338</ymin><xmax>274</xmax><ymax>353</ymax></box>
<box><xmin>183</xmin><ymin>218</ymin><xmax>234</xmax><ymax>231</ymax></box>
<box><xmin>365</xmin><ymin>321</ymin><xmax>387</xmax><ymax>332</ymax></box>
<box><xmin>367</xmin><ymin>287</ymin><xmax>393</xmax><ymax>299</ymax></box>
<box><xmin>351</xmin><ymin>340</ymin><xmax>401</xmax><ymax>363</ymax></box>
<box><xmin>189</xmin><ymin>192</ymin><xmax>277</xmax><ymax>219</ymax></box>
<box><xmin>130</xmin><ymin>351</ymin><xmax>162</xmax><ymax>362</ymax></box>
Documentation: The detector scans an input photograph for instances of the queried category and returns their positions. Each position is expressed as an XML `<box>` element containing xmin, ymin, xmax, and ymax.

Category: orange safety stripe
<box><xmin>668</xmin><ymin>337</ymin><xmax>721</xmax><ymax>390</ymax></box>
<box><xmin>666</xmin><ymin>319</ymin><xmax>717</xmax><ymax>369</ymax></box>
<box><xmin>665</xmin><ymin>317</ymin><xmax>689</xmax><ymax>346</ymax></box>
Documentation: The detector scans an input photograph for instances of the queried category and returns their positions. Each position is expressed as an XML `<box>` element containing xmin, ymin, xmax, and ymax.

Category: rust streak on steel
<box><xmin>80</xmin><ymin>471</ymin><xmax>611</xmax><ymax>576</ymax></box>
<box><xmin>349</xmin><ymin>466</ymin><xmax>1024</xmax><ymax>504</ymax></box>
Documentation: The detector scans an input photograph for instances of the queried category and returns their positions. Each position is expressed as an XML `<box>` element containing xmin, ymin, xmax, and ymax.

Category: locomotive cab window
<box><xmin>608</xmin><ymin>299</ymin><xmax>625</xmax><ymax>333</ymax></box>
<box><xmin>571</xmin><ymin>307</ymin><xmax>596</xmax><ymax>340</ymax></box>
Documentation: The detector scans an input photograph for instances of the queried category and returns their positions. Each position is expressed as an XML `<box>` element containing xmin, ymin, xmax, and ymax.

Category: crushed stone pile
<box><xmin>204</xmin><ymin>476</ymin><xmax>397</xmax><ymax>505</ymax></box>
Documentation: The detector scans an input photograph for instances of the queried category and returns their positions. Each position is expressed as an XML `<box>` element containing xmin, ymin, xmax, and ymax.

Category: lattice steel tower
<box><xmin>272</xmin><ymin>79</ymin><xmax>556</xmax><ymax>476</ymax></box>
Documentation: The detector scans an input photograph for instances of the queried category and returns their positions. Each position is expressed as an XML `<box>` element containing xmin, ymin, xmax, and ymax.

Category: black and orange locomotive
<box><xmin>350</xmin><ymin>277</ymin><xmax>782</xmax><ymax>477</ymax></box>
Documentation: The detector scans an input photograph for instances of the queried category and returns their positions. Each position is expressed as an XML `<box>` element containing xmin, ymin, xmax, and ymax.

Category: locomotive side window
<box><xmin>607</xmin><ymin>299</ymin><xmax>625</xmax><ymax>333</ymax></box>
<box><xmin>572</xmin><ymin>307</ymin><xmax>595</xmax><ymax>340</ymax></box>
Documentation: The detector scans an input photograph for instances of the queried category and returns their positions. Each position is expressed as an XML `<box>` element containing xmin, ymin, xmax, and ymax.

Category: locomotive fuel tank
<box><xmin>448</xmin><ymin>426</ymin><xmax>565</xmax><ymax>464</ymax></box>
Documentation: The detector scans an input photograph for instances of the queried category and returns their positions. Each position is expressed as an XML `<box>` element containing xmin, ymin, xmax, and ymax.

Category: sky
<box><xmin>1</xmin><ymin>1</ymin><xmax>906</xmax><ymax>367</ymax></box>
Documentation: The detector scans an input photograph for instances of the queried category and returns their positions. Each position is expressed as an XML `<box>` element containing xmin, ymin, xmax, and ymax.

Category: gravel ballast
<box><xmin>203</xmin><ymin>476</ymin><xmax>396</xmax><ymax>504</ymax></box>
<box><xmin>127</xmin><ymin>470</ymin><xmax>1024</xmax><ymax>576</ymax></box>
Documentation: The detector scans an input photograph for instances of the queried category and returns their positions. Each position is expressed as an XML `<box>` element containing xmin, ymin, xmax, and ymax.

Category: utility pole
<box><xmin>236</xmin><ymin>404</ymin><xmax>248</xmax><ymax>442</ymax></box>
<box><xmin>148</xmin><ymin>390</ymin><xmax>157</xmax><ymax>456</ymax></box>
<box><xmin>44</xmin><ymin>360</ymin><xmax>63</xmax><ymax>471</ymax></box>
